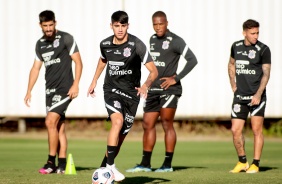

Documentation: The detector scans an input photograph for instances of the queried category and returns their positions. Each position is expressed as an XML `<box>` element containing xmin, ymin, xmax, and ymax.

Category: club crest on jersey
<box><xmin>114</xmin><ymin>101</ymin><xmax>121</xmax><ymax>109</ymax></box>
<box><xmin>248</xmin><ymin>50</ymin><xmax>256</xmax><ymax>59</ymax></box>
<box><xmin>162</xmin><ymin>41</ymin><xmax>170</xmax><ymax>50</ymax></box>
<box><xmin>123</xmin><ymin>47</ymin><xmax>131</xmax><ymax>57</ymax></box>
<box><xmin>53</xmin><ymin>39</ymin><xmax>60</xmax><ymax>48</ymax></box>
<box><xmin>233</xmin><ymin>104</ymin><xmax>241</xmax><ymax>113</ymax></box>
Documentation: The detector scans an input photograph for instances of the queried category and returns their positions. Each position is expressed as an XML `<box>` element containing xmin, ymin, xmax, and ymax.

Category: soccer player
<box><xmin>126</xmin><ymin>11</ymin><xmax>198</xmax><ymax>173</ymax></box>
<box><xmin>87</xmin><ymin>10</ymin><xmax>158</xmax><ymax>181</ymax></box>
<box><xmin>24</xmin><ymin>10</ymin><xmax>83</xmax><ymax>174</ymax></box>
<box><xmin>228</xmin><ymin>19</ymin><xmax>271</xmax><ymax>173</ymax></box>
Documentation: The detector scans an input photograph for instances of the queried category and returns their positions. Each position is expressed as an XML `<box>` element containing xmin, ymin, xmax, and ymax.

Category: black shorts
<box><xmin>104</xmin><ymin>91</ymin><xmax>139</xmax><ymax>135</ymax></box>
<box><xmin>46</xmin><ymin>93</ymin><xmax>72</xmax><ymax>119</ymax></box>
<box><xmin>143</xmin><ymin>93</ymin><xmax>180</xmax><ymax>113</ymax></box>
<box><xmin>231</xmin><ymin>94</ymin><xmax>266</xmax><ymax>120</ymax></box>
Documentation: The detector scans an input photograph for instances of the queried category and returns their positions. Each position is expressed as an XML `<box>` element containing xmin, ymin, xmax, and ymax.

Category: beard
<box><xmin>43</xmin><ymin>30</ymin><xmax>56</xmax><ymax>42</ymax></box>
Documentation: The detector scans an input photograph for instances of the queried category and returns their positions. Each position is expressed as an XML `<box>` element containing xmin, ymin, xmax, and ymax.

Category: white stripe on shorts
<box><xmin>251</xmin><ymin>101</ymin><xmax>266</xmax><ymax>116</ymax></box>
<box><xmin>48</xmin><ymin>96</ymin><xmax>71</xmax><ymax>111</ymax></box>
<box><xmin>231</xmin><ymin>110</ymin><xmax>237</xmax><ymax>117</ymax></box>
<box><xmin>162</xmin><ymin>95</ymin><xmax>175</xmax><ymax>108</ymax></box>
<box><xmin>105</xmin><ymin>103</ymin><xmax>119</xmax><ymax>113</ymax></box>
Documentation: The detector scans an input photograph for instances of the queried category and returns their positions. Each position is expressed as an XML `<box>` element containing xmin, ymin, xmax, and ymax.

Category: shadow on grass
<box><xmin>260</xmin><ymin>166</ymin><xmax>278</xmax><ymax>172</ymax></box>
<box><xmin>172</xmin><ymin>166</ymin><xmax>206</xmax><ymax>171</ymax></box>
<box><xmin>76</xmin><ymin>166</ymin><xmax>96</xmax><ymax>171</ymax></box>
<box><xmin>122</xmin><ymin>176</ymin><xmax>170</xmax><ymax>184</ymax></box>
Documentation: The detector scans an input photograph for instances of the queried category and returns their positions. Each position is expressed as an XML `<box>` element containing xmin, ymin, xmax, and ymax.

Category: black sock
<box><xmin>239</xmin><ymin>155</ymin><xmax>247</xmax><ymax>163</ymax></box>
<box><xmin>140</xmin><ymin>150</ymin><xmax>152</xmax><ymax>167</ymax></box>
<box><xmin>48</xmin><ymin>155</ymin><xmax>56</xmax><ymax>165</ymax></box>
<box><xmin>107</xmin><ymin>145</ymin><xmax>117</xmax><ymax>166</ymax></box>
<box><xmin>163</xmin><ymin>152</ymin><xmax>174</xmax><ymax>168</ymax></box>
<box><xmin>252</xmin><ymin>159</ymin><xmax>260</xmax><ymax>167</ymax></box>
<box><xmin>58</xmin><ymin>158</ymin><xmax>66</xmax><ymax>167</ymax></box>
<box><xmin>100</xmin><ymin>155</ymin><xmax>107</xmax><ymax>167</ymax></box>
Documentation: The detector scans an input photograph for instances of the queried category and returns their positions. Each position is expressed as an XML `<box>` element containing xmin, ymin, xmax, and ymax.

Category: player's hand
<box><xmin>135</xmin><ymin>86</ymin><xmax>148</xmax><ymax>99</ymax></box>
<box><xmin>87</xmin><ymin>82</ymin><xmax>97</xmax><ymax>98</ymax></box>
<box><xmin>249</xmin><ymin>93</ymin><xmax>261</xmax><ymax>106</ymax></box>
<box><xmin>160</xmin><ymin>76</ymin><xmax>176</xmax><ymax>90</ymax></box>
<box><xmin>68</xmin><ymin>84</ymin><xmax>79</xmax><ymax>99</ymax></box>
<box><xmin>24</xmin><ymin>92</ymin><xmax>31</xmax><ymax>107</ymax></box>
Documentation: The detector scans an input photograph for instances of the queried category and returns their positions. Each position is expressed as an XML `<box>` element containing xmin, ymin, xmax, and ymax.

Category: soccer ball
<box><xmin>92</xmin><ymin>167</ymin><xmax>114</xmax><ymax>184</ymax></box>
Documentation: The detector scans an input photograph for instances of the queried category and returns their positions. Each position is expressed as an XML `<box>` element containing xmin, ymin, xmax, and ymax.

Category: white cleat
<box><xmin>106</xmin><ymin>163</ymin><xmax>125</xmax><ymax>182</ymax></box>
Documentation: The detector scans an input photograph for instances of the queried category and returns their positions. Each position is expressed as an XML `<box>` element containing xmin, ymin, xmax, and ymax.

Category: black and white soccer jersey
<box><xmin>100</xmin><ymin>34</ymin><xmax>153</xmax><ymax>102</ymax></box>
<box><xmin>231</xmin><ymin>40</ymin><xmax>271</xmax><ymax>97</ymax></box>
<box><xmin>149</xmin><ymin>30</ymin><xmax>197</xmax><ymax>95</ymax></box>
<box><xmin>35</xmin><ymin>30</ymin><xmax>79</xmax><ymax>96</ymax></box>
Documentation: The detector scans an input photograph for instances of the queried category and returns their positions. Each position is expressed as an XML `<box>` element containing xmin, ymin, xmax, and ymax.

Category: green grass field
<box><xmin>0</xmin><ymin>137</ymin><xmax>281</xmax><ymax>184</ymax></box>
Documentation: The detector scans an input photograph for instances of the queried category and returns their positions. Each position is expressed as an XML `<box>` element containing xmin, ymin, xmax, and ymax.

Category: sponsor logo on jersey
<box><xmin>41</xmin><ymin>46</ymin><xmax>46</xmax><ymax>49</ymax></box>
<box><xmin>150</xmin><ymin>52</ymin><xmax>160</xmax><ymax>61</ymax></box>
<box><xmin>112</xmin><ymin>89</ymin><xmax>132</xmax><ymax>99</ymax></box>
<box><xmin>114</xmin><ymin>100</ymin><xmax>121</xmax><ymax>109</ymax></box>
<box><xmin>123</xmin><ymin>47</ymin><xmax>131</xmax><ymax>57</ymax></box>
<box><xmin>108</xmin><ymin>61</ymin><xmax>132</xmax><ymax>76</ymax></box>
<box><xmin>248</xmin><ymin>50</ymin><xmax>256</xmax><ymax>59</ymax></box>
<box><xmin>47</xmin><ymin>45</ymin><xmax>52</xmax><ymax>49</ymax></box>
<box><xmin>128</xmin><ymin>41</ymin><xmax>135</xmax><ymax>46</ymax></box>
<box><xmin>236</xmin><ymin>42</ymin><xmax>243</xmax><ymax>46</ymax></box>
<box><xmin>53</xmin><ymin>39</ymin><xmax>60</xmax><ymax>48</ymax></box>
<box><xmin>162</xmin><ymin>40</ymin><xmax>170</xmax><ymax>50</ymax></box>
<box><xmin>46</xmin><ymin>88</ymin><xmax>56</xmax><ymax>95</ymax></box>
<box><xmin>102</xmin><ymin>41</ymin><xmax>111</xmax><ymax>45</ymax></box>
<box><xmin>235</xmin><ymin>60</ymin><xmax>256</xmax><ymax>75</ymax></box>
<box><xmin>255</xmin><ymin>44</ymin><xmax>261</xmax><ymax>51</ymax></box>
<box><xmin>154</xmin><ymin>60</ymin><xmax>165</xmax><ymax>67</ymax></box>
<box><xmin>42</xmin><ymin>51</ymin><xmax>54</xmax><ymax>61</ymax></box>
<box><xmin>233</xmin><ymin>104</ymin><xmax>241</xmax><ymax>113</ymax></box>
<box><xmin>236</xmin><ymin>95</ymin><xmax>253</xmax><ymax>100</ymax></box>
<box><xmin>167</xmin><ymin>36</ymin><xmax>172</xmax><ymax>41</ymax></box>
<box><xmin>106</xmin><ymin>50</ymin><xmax>112</xmax><ymax>53</ymax></box>
<box><xmin>114</xmin><ymin>50</ymin><xmax>121</xmax><ymax>54</ymax></box>
<box><xmin>237</xmin><ymin>51</ymin><xmax>242</xmax><ymax>54</ymax></box>
<box><xmin>45</xmin><ymin>58</ymin><xmax>61</xmax><ymax>67</ymax></box>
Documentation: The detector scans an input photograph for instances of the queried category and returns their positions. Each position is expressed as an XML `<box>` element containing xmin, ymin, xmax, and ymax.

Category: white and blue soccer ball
<box><xmin>92</xmin><ymin>167</ymin><xmax>114</xmax><ymax>184</ymax></box>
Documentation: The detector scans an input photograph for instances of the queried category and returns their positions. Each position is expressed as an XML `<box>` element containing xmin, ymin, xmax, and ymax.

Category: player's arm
<box><xmin>24</xmin><ymin>60</ymin><xmax>43</xmax><ymax>107</ymax></box>
<box><xmin>68</xmin><ymin>52</ymin><xmax>83</xmax><ymax>99</ymax></box>
<box><xmin>87</xmin><ymin>57</ymin><xmax>107</xmax><ymax>98</ymax></box>
<box><xmin>136</xmin><ymin>61</ymin><xmax>158</xmax><ymax>99</ymax></box>
<box><xmin>174</xmin><ymin>47</ymin><xmax>198</xmax><ymax>82</ymax></box>
<box><xmin>228</xmin><ymin>56</ymin><xmax>237</xmax><ymax>92</ymax></box>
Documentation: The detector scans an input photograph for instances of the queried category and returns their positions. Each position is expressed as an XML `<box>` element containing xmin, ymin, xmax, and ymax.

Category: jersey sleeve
<box><xmin>35</xmin><ymin>41</ymin><xmax>43</xmax><ymax>62</ymax></box>
<box><xmin>135</xmin><ymin>38</ymin><xmax>153</xmax><ymax>64</ymax></box>
<box><xmin>64</xmin><ymin>33</ymin><xmax>79</xmax><ymax>55</ymax></box>
<box><xmin>100</xmin><ymin>42</ymin><xmax>106</xmax><ymax>60</ymax></box>
<box><xmin>174</xmin><ymin>37</ymin><xmax>198</xmax><ymax>82</ymax></box>
<box><xmin>261</xmin><ymin>46</ymin><xmax>271</xmax><ymax>64</ymax></box>
<box><xmin>230</xmin><ymin>43</ymin><xmax>235</xmax><ymax>58</ymax></box>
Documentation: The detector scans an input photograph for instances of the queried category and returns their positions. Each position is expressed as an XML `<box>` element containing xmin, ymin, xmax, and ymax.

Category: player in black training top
<box><xmin>228</xmin><ymin>19</ymin><xmax>271</xmax><ymax>174</ymax></box>
<box><xmin>24</xmin><ymin>10</ymin><xmax>83</xmax><ymax>174</ymax></box>
<box><xmin>126</xmin><ymin>11</ymin><xmax>198</xmax><ymax>173</ymax></box>
<box><xmin>87</xmin><ymin>11</ymin><xmax>158</xmax><ymax>181</ymax></box>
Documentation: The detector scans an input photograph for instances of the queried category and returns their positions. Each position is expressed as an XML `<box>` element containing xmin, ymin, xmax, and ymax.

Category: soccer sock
<box><xmin>100</xmin><ymin>155</ymin><xmax>107</xmax><ymax>167</ymax></box>
<box><xmin>252</xmin><ymin>159</ymin><xmax>260</xmax><ymax>167</ymax></box>
<box><xmin>107</xmin><ymin>145</ymin><xmax>117</xmax><ymax>166</ymax></box>
<box><xmin>48</xmin><ymin>155</ymin><xmax>56</xmax><ymax>165</ymax></box>
<box><xmin>238</xmin><ymin>155</ymin><xmax>247</xmax><ymax>163</ymax></box>
<box><xmin>140</xmin><ymin>150</ymin><xmax>152</xmax><ymax>167</ymax></box>
<box><xmin>58</xmin><ymin>158</ymin><xmax>66</xmax><ymax>167</ymax></box>
<box><xmin>163</xmin><ymin>152</ymin><xmax>174</xmax><ymax>168</ymax></box>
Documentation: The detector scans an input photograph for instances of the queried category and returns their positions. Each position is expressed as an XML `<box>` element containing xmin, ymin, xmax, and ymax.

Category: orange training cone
<box><xmin>65</xmin><ymin>153</ymin><xmax>77</xmax><ymax>175</ymax></box>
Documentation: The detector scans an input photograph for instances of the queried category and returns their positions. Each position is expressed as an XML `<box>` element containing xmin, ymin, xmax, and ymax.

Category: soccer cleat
<box><xmin>126</xmin><ymin>165</ymin><xmax>152</xmax><ymax>173</ymax></box>
<box><xmin>56</xmin><ymin>164</ymin><xmax>66</xmax><ymax>174</ymax></box>
<box><xmin>229</xmin><ymin>162</ymin><xmax>249</xmax><ymax>173</ymax></box>
<box><xmin>154</xmin><ymin>165</ymin><xmax>173</xmax><ymax>172</ymax></box>
<box><xmin>106</xmin><ymin>164</ymin><xmax>125</xmax><ymax>182</ymax></box>
<box><xmin>39</xmin><ymin>161</ymin><xmax>56</xmax><ymax>174</ymax></box>
<box><xmin>246</xmin><ymin>164</ymin><xmax>259</xmax><ymax>173</ymax></box>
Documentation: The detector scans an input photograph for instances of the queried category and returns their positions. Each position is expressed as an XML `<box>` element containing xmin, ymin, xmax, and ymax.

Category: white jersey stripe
<box><xmin>69</xmin><ymin>41</ymin><xmax>76</xmax><ymax>55</ymax></box>
<box><xmin>251</xmin><ymin>101</ymin><xmax>266</xmax><ymax>116</ymax></box>
<box><xmin>162</xmin><ymin>95</ymin><xmax>175</xmax><ymax>108</ymax></box>
<box><xmin>143</xmin><ymin>50</ymin><xmax>149</xmax><ymax>64</ymax></box>
<box><xmin>48</xmin><ymin>96</ymin><xmax>71</xmax><ymax>111</ymax></box>
<box><xmin>181</xmin><ymin>45</ymin><xmax>189</xmax><ymax>57</ymax></box>
<box><xmin>105</xmin><ymin>103</ymin><xmax>119</xmax><ymax>113</ymax></box>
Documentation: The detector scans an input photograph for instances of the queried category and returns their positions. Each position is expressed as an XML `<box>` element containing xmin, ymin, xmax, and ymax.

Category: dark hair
<box><xmin>39</xmin><ymin>10</ymin><xmax>56</xmax><ymax>23</ymax></box>
<box><xmin>152</xmin><ymin>11</ymin><xmax>167</xmax><ymax>20</ymax></box>
<box><xmin>111</xmin><ymin>11</ymin><xmax>128</xmax><ymax>24</ymax></box>
<box><xmin>243</xmin><ymin>19</ymin><xmax>259</xmax><ymax>30</ymax></box>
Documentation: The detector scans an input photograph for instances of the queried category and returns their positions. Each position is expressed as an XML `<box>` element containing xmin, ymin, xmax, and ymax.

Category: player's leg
<box><xmin>155</xmin><ymin>107</ymin><xmax>176</xmax><ymax>172</ymax></box>
<box><xmin>56</xmin><ymin>120</ymin><xmax>67</xmax><ymax>174</ymax></box>
<box><xmin>39</xmin><ymin>112</ymin><xmax>61</xmax><ymax>174</ymax></box>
